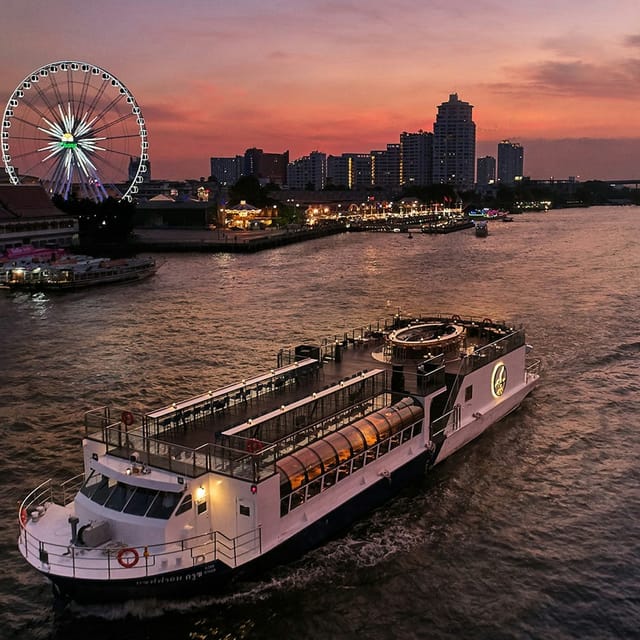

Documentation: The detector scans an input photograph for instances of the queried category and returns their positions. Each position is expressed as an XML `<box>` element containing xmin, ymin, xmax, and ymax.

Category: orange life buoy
<box><xmin>246</xmin><ymin>438</ymin><xmax>262</xmax><ymax>454</ymax></box>
<box><xmin>20</xmin><ymin>508</ymin><xmax>27</xmax><ymax>527</ymax></box>
<box><xmin>117</xmin><ymin>547</ymin><xmax>139</xmax><ymax>568</ymax></box>
<box><xmin>483</xmin><ymin>318</ymin><xmax>492</xmax><ymax>325</ymax></box>
<box><xmin>121</xmin><ymin>411</ymin><xmax>135</xmax><ymax>426</ymax></box>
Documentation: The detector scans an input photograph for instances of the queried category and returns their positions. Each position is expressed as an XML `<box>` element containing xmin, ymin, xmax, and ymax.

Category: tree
<box><xmin>228</xmin><ymin>176</ymin><xmax>268</xmax><ymax>206</ymax></box>
<box><xmin>52</xmin><ymin>195</ymin><xmax>135</xmax><ymax>247</ymax></box>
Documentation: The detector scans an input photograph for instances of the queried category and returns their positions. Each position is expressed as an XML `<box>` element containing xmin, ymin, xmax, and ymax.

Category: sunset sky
<box><xmin>2</xmin><ymin>0</ymin><xmax>640</xmax><ymax>181</ymax></box>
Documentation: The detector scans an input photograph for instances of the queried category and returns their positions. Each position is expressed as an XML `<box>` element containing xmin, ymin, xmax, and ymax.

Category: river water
<box><xmin>1</xmin><ymin>206</ymin><xmax>639</xmax><ymax>639</ymax></box>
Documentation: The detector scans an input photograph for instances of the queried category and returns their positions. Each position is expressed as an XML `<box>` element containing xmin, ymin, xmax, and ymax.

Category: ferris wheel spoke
<box><xmin>4</xmin><ymin>134</ymin><xmax>53</xmax><ymax>145</ymax></box>
<box><xmin>81</xmin><ymin>80</ymin><xmax>111</xmax><ymax>129</ymax></box>
<box><xmin>46</xmin><ymin>69</ymin><xmax>69</xmax><ymax>119</ymax></box>
<box><xmin>95</xmin><ymin>132</ymin><xmax>143</xmax><ymax>145</ymax></box>
<box><xmin>89</xmin><ymin>147</ymin><xmax>135</xmax><ymax>177</ymax></box>
<box><xmin>64</xmin><ymin>70</ymin><xmax>76</xmax><ymax>125</ymax></box>
<box><xmin>10</xmin><ymin>150</ymin><xmax>59</xmax><ymax>183</ymax></box>
<box><xmin>90</xmin><ymin>91</ymin><xmax>132</xmax><ymax>134</ymax></box>
<box><xmin>75</xmin><ymin>72</ymin><xmax>94</xmax><ymax>124</ymax></box>
<box><xmin>95</xmin><ymin>146</ymin><xmax>141</xmax><ymax>161</ymax></box>
<box><xmin>6</xmin><ymin>111</ymin><xmax>52</xmax><ymax>135</ymax></box>
<box><xmin>91</xmin><ymin>112</ymin><xmax>138</xmax><ymax>139</ymax></box>
<box><xmin>14</xmin><ymin>93</ymin><xmax>59</xmax><ymax>131</ymax></box>
<box><xmin>29</xmin><ymin>80</ymin><xmax>61</xmax><ymax>125</ymax></box>
<box><xmin>77</xmin><ymin>71</ymin><xmax>101</xmax><ymax>129</ymax></box>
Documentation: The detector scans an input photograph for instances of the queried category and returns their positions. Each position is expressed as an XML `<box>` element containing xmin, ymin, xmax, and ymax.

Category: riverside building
<box><xmin>497</xmin><ymin>141</ymin><xmax>524</xmax><ymax>185</ymax></box>
<box><xmin>432</xmin><ymin>93</ymin><xmax>476</xmax><ymax>189</ymax></box>
<box><xmin>400</xmin><ymin>131</ymin><xmax>433</xmax><ymax>187</ymax></box>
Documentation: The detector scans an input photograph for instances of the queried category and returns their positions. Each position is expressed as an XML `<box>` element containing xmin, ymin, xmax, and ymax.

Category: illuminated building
<box><xmin>327</xmin><ymin>153</ymin><xmax>372</xmax><ymax>189</ymax></box>
<box><xmin>477</xmin><ymin>156</ymin><xmax>496</xmax><ymax>186</ymax></box>
<box><xmin>244</xmin><ymin>148</ymin><xmax>289</xmax><ymax>186</ymax></box>
<box><xmin>432</xmin><ymin>93</ymin><xmax>476</xmax><ymax>189</ymax></box>
<box><xmin>210</xmin><ymin>156</ymin><xmax>243</xmax><ymax>186</ymax></box>
<box><xmin>287</xmin><ymin>151</ymin><xmax>327</xmax><ymax>190</ymax></box>
<box><xmin>400</xmin><ymin>130</ymin><xmax>433</xmax><ymax>186</ymax></box>
<box><xmin>497</xmin><ymin>141</ymin><xmax>524</xmax><ymax>185</ymax></box>
<box><xmin>371</xmin><ymin>144</ymin><xmax>400</xmax><ymax>189</ymax></box>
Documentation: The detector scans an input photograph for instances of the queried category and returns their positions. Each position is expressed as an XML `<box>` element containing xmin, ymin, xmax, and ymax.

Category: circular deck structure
<box><xmin>387</xmin><ymin>321</ymin><xmax>464</xmax><ymax>360</ymax></box>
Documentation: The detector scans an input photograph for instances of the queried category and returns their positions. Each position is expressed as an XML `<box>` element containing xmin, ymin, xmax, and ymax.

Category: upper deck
<box><xmin>84</xmin><ymin>312</ymin><xmax>526</xmax><ymax>481</ymax></box>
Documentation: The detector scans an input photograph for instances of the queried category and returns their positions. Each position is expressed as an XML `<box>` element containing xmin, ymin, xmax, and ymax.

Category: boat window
<box><xmin>80</xmin><ymin>470</ymin><xmax>184</xmax><ymax>519</ymax></box>
<box><xmin>123</xmin><ymin>485</ymin><xmax>158</xmax><ymax>516</ymax></box>
<box><xmin>465</xmin><ymin>385</ymin><xmax>473</xmax><ymax>401</ymax></box>
<box><xmin>175</xmin><ymin>494</ymin><xmax>192</xmax><ymax>516</ymax></box>
<box><xmin>147</xmin><ymin>490</ymin><xmax>181</xmax><ymax>519</ymax></box>
<box><xmin>80</xmin><ymin>470</ymin><xmax>105</xmax><ymax>500</ymax></box>
<box><xmin>86</xmin><ymin>472</ymin><xmax>118</xmax><ymax>506</ymax></box>
<box><xmin>105</xmin><ymin>482</ymin><xmax>136</xmax><ymax>511</ymax></box>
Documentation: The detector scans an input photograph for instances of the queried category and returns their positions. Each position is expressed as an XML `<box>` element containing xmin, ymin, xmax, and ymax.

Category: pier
<box><xmin>131</xmin><ymin>225</ymin><xmax>345</xmax><ymax>253</ymax></box>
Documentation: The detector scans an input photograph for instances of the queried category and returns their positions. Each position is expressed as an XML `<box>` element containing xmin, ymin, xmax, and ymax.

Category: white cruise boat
<box><xmin>17</xmin><ymin>312</ymin><xmax>540</xmax><ymax>604</ymax></box>
<box><xmin>5</xmin><ymin>255</ymin><xmax>157</xmax><ymax>291</ymax></box>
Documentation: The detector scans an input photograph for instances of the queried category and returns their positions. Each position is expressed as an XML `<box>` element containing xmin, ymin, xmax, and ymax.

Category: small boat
<box><xmin>17</xmin><ymin>312</ymin><xmax>540</xmax><ymax>605</ymax></box>
<box><xmin>475</xmin><ymin>221</ymin><xmax>489</xmax><ymax>237</ymax></box>
<box><xmin>5</xmin><ymin>256</ymin><xmax>158</xmax><ymax>291</ymax></box>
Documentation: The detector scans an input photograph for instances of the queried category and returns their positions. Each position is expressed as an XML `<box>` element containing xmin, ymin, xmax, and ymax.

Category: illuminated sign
<box><xmin>491</xmin><ymin>362</ymin><xmax>507</xmax><ymax>397</ymax></box>
<box><xmin>60</xmin><ymin>132</ymin><xmax>77</xmax><ymax>149</ymax></box>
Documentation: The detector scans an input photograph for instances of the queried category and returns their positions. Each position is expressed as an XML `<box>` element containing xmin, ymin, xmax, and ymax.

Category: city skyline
<box><xmin>2</xmin><ymin>1</ymin><xmax>640</xmax><ymax>182</ymax></box>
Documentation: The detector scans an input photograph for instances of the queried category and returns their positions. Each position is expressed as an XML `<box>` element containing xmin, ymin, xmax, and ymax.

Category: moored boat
<box><xmin>17</xmin><ymin>312</ymin><xmax>540</xmax><ymax>604</ymax></box>
<box><xmin>5</xmin><ymin>255</ymin><xmax>158</xmax><ymax>291</ymax></box>
<box><xmin>421</xmin><ymin>219</ymin><xmax>475</xmax><ymax>234</ymax></box>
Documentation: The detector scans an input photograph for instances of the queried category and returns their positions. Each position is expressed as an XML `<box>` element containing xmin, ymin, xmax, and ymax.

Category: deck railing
<box><xmin>18</xmin><ymin>482</ymin><xmax>263</xmax><ymax>578</ymax></box>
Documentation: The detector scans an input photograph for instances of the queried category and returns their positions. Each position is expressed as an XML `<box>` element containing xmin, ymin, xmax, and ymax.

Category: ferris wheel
<box><xmin>1</xmin><ymin>60</ymin><xmax>148</xmax><ymax>202</ymax></box>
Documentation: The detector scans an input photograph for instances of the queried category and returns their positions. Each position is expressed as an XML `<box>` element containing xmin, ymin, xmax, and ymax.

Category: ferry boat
<box><xmin>17</xmin><ymin>312</ymin><xmax>540</xmax><ymax>604</ymax></box>
<box><xmin>475</xmin><ymin>220</ymin><xmax>489</xmax><ymax>237</ymax></box>
<box><xmin>5</xmin><ymin>255</ymin><xmax>157</xmax><ymax>291</ymax></box>
<box><xmin>0</xmin><ymin>245</ymin><xmax>67</xmax><ymax>288</ymax></box>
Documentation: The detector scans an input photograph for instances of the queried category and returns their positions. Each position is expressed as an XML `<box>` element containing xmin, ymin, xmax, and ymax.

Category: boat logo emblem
<box><xmin>491</xmin><ymin>362</ymin><xmax>507</xmax><ymax>397</ymax></box>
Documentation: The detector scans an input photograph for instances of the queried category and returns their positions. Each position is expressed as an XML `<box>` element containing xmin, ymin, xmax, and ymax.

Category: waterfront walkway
<box><xmin>132</xmin><ymin>225</ymin><xmax>344</xmax><ymax>253</ymax></box>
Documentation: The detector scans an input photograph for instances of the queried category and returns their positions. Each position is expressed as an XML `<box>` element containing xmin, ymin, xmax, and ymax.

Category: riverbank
<box><xmin>130</xmin><ymin>225</ymin><xmax>345</xmax><ymax>253</ymax></box>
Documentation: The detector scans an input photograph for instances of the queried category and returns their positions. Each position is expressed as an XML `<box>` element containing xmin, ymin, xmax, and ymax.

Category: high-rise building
<box><xmin>327</xmin><ymin>153</ymin><xmax>372</xmax><ymax>189</ymax></box>
<box><xmin>287</xmin><ymin>151</ymin><xmax>327</xmax><ymax>190</ymax></box>
<box><xmin>400</xmin><ymin>131</ymin><xmax>433</xmax><ymax>186</ymax></box>
<box><xmin>476</xmin><ymin>156</ymin><xmax>496</xmax><ymax>186</ymax></box>
<box><xmin>244</xmin><ymin>148</ymin><xmax>289</xmax><ymax>185</ymax></box>
<box><xmin>371</xmin><ymin>144</ymin><xmax>400</xmax><ymax>189</ymax></box>
<box><xmin>497</xmin><ymin>141</ymin><xmax>524</xmax><ymax>184</ymax></box>
<box><xmin>432</xmin><ymin>93</ymin><xmax>476</xmax><ymax>189</ymax></box>
<box><xmin>209</xmin><ymin>156</ymin><xmax>243</xmax><ymax>185</ymax></box>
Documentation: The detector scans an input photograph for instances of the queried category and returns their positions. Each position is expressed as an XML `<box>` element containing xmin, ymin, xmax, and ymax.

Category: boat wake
<box><xmin>66</xmin><ymin>504</ymin><xmax>433</xmax><ymax>620</ymax></box>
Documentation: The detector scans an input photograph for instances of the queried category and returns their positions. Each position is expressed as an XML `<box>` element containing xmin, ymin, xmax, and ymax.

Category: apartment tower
<box><xmin>432</xmin><ymin>93</ymin><xmax>476</xmax><ymax>189</ymax></box>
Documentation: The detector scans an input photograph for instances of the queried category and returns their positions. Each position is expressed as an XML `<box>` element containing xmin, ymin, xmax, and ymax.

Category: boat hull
<box><xmin>44</xmin><ymin>450</ymin><xmax>431</xmax><ymax>604</ymax></box>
